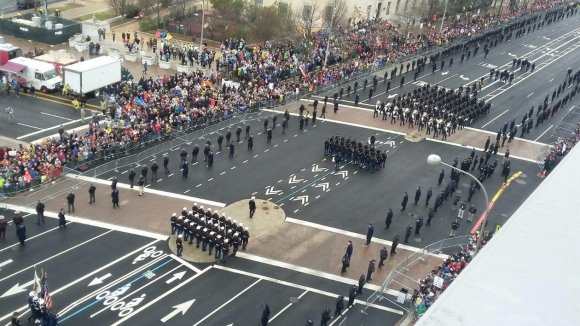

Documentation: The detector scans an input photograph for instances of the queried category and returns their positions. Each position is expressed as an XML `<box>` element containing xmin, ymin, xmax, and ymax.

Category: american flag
<box><xmin>44</xmin><ymin>289</ymin><xmax>53</xmax><ymax>311</ymax></box>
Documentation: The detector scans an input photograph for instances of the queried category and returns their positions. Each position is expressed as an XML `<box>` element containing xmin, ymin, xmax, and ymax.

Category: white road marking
<box><xmin>481</xmin><ymin>109</ymin><xmax>509</xmax><ymax>128</ymax></box>
<box><xmin>534</xmin><ymin>125</ymin><xmax>554</xmax><ymax>141</ymax></box>
<box><xmin>549</xmin><ymin>78</ymin><xmax>554</xmax><ymax>82</ymax></box>
<box><xmin>220</xmin><ymin>171</ymin><xmax>226</xmax><ymax>175</ymax></box>
<box><xmin>285</xmin><ymin>217</ymin><xmax>445</xmax><ymax>256</ymax></box>
<box><xmin>0</xmin><ymin>230</ymin><xmax>113</xmax><ymax>283</ymax></box>
<box><xmin>110</xmin><ymin>267</ymin><xmax>212</xmax><ymax>326</ymax></box>
<box><xmin>40</xmin><ymin>112</ymin><xmax>73</xmax><ymax>120</ymax></box>
<box><xmin>214</xmin><ymin>263</ymin><xmax>404</xmax><ymax>315</ymax></box>
<box><xmin>254</xmin><ymin>154</ymin><xmax>259</xmax><ymax>158</ymax></box>
<box><xmin>269</xmin><ymin>290</ymin><xmax>309</xmax><ymax>322</ymax></box>
<box><xmin>264</xmin><ymin>149</ymin><xmax>269</xmax><ymax>152</ymax></box>
<box><xmin>168</xmin><ymin>173</ymin><xmax>174</xmax><ymax>177</ymax></box>
<box><xmin>230</xmin><ymin>166</ymin><xmax>236</xmax><ymax>170</ymax></box>
<box><xmin>16</xmin><ymin>116</ymin><xmax>95</xmax><ymax>140</ymax></box>
<box><xmin>243</xmin><ymin>160</ymin><xmax>248</xmax><ymax>163</ymax></box>
<box><xmin>527</xmin><ymin>92</ymin><xmax>534</xmax><ymax>97</ymax></box>
<box><xmin>274</xmin><ymin>144</ymin><xmax>278</xmax><ymax>147</ymax></box>
<box><xmin>184</xmin><ymin>189</ymin><xmax>190</xmax><ymax>193</ymax></box>
<box><xmin>17</xmin><ymin>122</ymin><xmax>42</xmax><ymax>130</ymax></box>
<box><xmin>196</xmin><ymin>184</ymin><xmax>202</xmax><ymax>188</ymax></box>
<box><xmin>0</xmin><ymin>259</ymin><xmax>13</xmax><ymax>268</ymax></box>
<box><xmin>426</xmin><ymin>137</ymin><xmax>543</xmax><ymax>164</ymax></box>
<box><xmin>208</xmin><ymin>178</ymin><xmax>214</xmax><ymax>182</ymax></box>
<box><xmin>66</xmin><ymin>174</ymin><xmax>225</xmax><ymax>207</ymax></box>
<box><xmin>192</xmin><ymin>279</ymin><xmax>262</xmax><ymax>326</ymax></box>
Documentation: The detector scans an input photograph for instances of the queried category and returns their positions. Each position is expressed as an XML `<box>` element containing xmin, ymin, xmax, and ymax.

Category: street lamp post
<box><xmin>323</xmin><ymin>0</ymin><xmax>338</xmax><ymax>68</ymax></box>
<box><xmin>439</xmin><ymin>0</ymin><xmax>449</xmax><ymax>33</ymax></box>
<box><xmin>427</xmin><ymin>154</ymin><xmax>489</xmax><ymax>255</ymax></box>
<box><xmin>199</xmin><ymin>0</ymin><xmax>205</xmax><ymax>52</ymax></box>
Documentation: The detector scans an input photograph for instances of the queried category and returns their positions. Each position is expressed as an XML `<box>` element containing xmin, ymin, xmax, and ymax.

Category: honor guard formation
<box><xmin>324</xmin><ymin>136</ymin><xmax>387</xmax><ymax>172</ymax></box>
<box><xmin>170</xmin><ymin>203</ymin><xmax>250</xmax><ymax>262</ymax></box>
<box><xmin>372</xmin><ymin>84</ymin><xmax>491</xmax><ymax>138</ymax></box>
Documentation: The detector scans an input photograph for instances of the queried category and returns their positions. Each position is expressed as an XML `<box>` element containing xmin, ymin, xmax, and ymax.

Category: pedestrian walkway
<box><xmin>277</xmin><ymin>100</ymin><xmax>546</xmax><ymax>163</ymax></box>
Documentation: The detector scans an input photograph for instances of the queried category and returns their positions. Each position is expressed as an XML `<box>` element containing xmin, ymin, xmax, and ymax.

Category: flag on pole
<box><xmin>32</xmin><ymin>266</ymin><xmax>41</xmax><ymax>296</ymax></box>
<box><xmin>44</xmin><ymin>289</ymin><xmax>53</xmax><ymax>311</ymax></box>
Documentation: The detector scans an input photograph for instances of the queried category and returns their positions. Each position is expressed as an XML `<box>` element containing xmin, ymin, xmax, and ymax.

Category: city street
<box><xmin>0</xmin><ymin>6</ymin><xmax>577</xmax><ymax>326</ymax></box>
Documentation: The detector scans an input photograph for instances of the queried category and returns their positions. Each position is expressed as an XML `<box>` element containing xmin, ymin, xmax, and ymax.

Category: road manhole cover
<box><xmin>262</xmin><ymin>201</ymin><xmax>269</xmax><ymax>205</ymax></box>
<box><xmin>515</xmin><ymin>179</ymin><xmax>527</xmax><ymax>185</ymax></box>
<box><xmin>289</xmin><ymin>297</ymin><xmax>299</xmax><ymax>303</ymax></box>
<box><xmin>261</xmin><ymin>206</ymin><xmax>270</xmax><ymax>211</ymax></box>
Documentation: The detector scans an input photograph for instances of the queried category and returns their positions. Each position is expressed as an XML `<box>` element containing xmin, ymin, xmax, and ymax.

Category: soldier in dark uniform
<box><xmin>163</xmin><ymin>155</ymin><xmax>170</xmax><ymax>174</ymax></box>
<box><xmin>425</xmin><ymin>187</ymin><xmax>433</xmax><ymax>206</ymax></box>
<box><xmin>245</xmin><ymin>124</ymin><xmax>251</xmax><ymax>139</ymax></box>
<box><xmin>192</xmin><ymin>144</ymin><xmax>199</xmax><ymax>162</ymax></box>
<box><xmin>357</xmin><ymin>274</ymin><xmax>366</xmax><ymax>294</ymax></box>
<box><xmin>207</xmin><ymin>151</ymin><xmax>214</xmax><ymax>167</ymax></box>
<box><xmin>267</xmin><ymin>128</ymin><xmax>272</xmax><ymax>144</ymax></box>
<box><xmin>140</xmin><ymin>165</ymin><xmax>148</xmax><ymax>185</ymax></box>
<box><xmin>404</xmin><ymin>225</ymin><xmax>413</xmax><ymax>243</ymax></box>
<box><xmin>427</xmin><ymin>208</ymin><xmax>435</xmax><ymax>226</ymax></box>
<box><xmin>176</xmin><ymin>234</ymin><xmax>183</xmax><ymax>256</ymax></box>
<box><xmin>249</xmin><ymin>196</ymin><xmax>256</xmax><ymax>218</ymax></box>
<box><xmin>151</xmin><ymin>162</ymin><xmax>159</xmax><ymax>182</ymax></box>
<box><xmin>385</xmin><ymin>208</ymin><xmax>393</xmax><ymax>229</ymax></box>
<box><xmin>236</xmin><ymin>126</ymin><xmax>242</xmax><ymax>142</ymax></box>
<box><xmin>248</xmin><ymin>135</ymin><xmax>254</xmax><ymax>150</ymax></box>
<box><xmin>391</xmin><ymin>234</ymin><xmax>400</xmax><ymax>254</ymax></box>
<box><xmin>414</xmin><ymin>186</ymin><xmax>421</xmax><ymax>205</ymax></box>
<box><xmin>241</xmin><ymin>227</ymin><xmax>250</xmax><ymax>250</ymax></box>
<box><xmin>272</xmin><ymin>115</ymin><xmax>278</xmax><ymax>129</ymax></box>
<box><xmin>348</xmin><ymin>285</ymin><xmax>357</xmax><ymax>307</ymax></box>
<box><xmin>263</xmin><ymin>117</ymin><xmax>269</xmax><ymax>132</ymax></box>
<box><xmin>225</xmin><ymin>131</ymin><xmax>232</xmax><ymax>147</ymax></box>
<box><xmin>378</xmin><ymin>247</ymin><xmax>388</xmax><ymax>267</ymax></box>
<box><xmin>228</xmin><ymin>143</ymin><xmax>235</xmax><ymax>158</ymax></box>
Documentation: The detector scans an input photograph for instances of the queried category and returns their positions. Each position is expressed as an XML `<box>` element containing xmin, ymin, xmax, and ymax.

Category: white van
<box><xmin>2</xmin><ymin>57</ymin><xmax>62</xmax><ymax>92</ymax></box>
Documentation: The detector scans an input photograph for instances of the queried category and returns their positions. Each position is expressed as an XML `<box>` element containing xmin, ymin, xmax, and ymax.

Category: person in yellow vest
<box><xmin>71</xmin><ymin>98</ymin><xmax>80</xmax><ymax>113</ymax></box>
<box><xmin>62</xmin><ymin>83</ymin><xmax>71</xmax><ymax>96</ymax></box>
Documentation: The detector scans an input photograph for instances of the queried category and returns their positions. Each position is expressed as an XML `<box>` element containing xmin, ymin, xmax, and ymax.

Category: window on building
<box><xmin>395</xmin><ymin>0</ymin><xmax>400</xmax><ymax>12</ymax></box>
<box><xmin>386</xmin><ymin>2</ymin><xmax>391</xmax><ymax>14</ymax></box>
<box><xmin>303</xmin><ymin>4</ymin><xmax>313</xmax><ymax>22</ymax></box>
<box><xmin>278</xmin><ymin>1</ymin><xmax>289</xmax><ymax>17</ymax></box>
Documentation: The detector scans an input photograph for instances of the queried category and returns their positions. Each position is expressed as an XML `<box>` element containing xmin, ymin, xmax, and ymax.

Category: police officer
<box><xmin>192</xmin><ymin>144</ymin><xmax>199</xmax><ymax>162</ymax></box>
<box><xmin>248</xmin><ymin>135</ymin><xmax>254</xmax><ymax>151</ymax></box>
<box><xmin>385</xmin><ymin>208</ymin><xmax>393</xmax><ymax>229</ymax></box>
<box><xmin>236</xmin><ymin>126</ymin><xmax>242</xmax><ymax>142</ymax></box>
<box><xmin>88</xmin><ymin>184</ymin><xmax>96</xmax><ymax>204</ymax></box>
<box><xmin>170</xmin><ymin>213</ymin><xmax>178</xmax><ymax>234</ymax></box>
<box><xmin>450</xmin><ymin>218</ymin><xmax>460</xmax><ymax>237</ymax></box>
<box><xmin>151</xmin><ymin>162</ymin><xmax>159</xmax><ymax>182</ymax></box>
<box><xmin>176</xmin><ymin>234</ymin><xmax>183</xmax><ymax>257</ymax></box>
<box><xmin>163</xmin><ymin>155</ymin><xmax>170</xmax><ymax>174</ymax></box>
<box><xmin>404</xmin><ymin>225</ymin><xmax>413</xmax><ymax>243</ymax></box>
<box><xmin>378</xmin><ymin>247</ymin><xmax>388</xmax><ymax>267</ymax></box>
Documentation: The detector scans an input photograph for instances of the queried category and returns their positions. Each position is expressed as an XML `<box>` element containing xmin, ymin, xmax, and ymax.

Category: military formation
<box><xmin>324</xmin><ymin>135</ymin><xmax>387</xmax><ymax>172</ymax></box>
<box><xmin>170</xmin><ymin>203</ymin><xmax>250</xmax><ymax>262</ymax></box>
<box><xmin>373</xmin><ymin>83</ymin><xmax>491</xmax><ymax>138</ymax></box>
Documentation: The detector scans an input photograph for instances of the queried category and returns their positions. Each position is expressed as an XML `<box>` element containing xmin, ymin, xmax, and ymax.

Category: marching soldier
<box><xmin>241</xmin><ymin>227</ymin><xmax>250</xmax><ymax>250</ymax></box>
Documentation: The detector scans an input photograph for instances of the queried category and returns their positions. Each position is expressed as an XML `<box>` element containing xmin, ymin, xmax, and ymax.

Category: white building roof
<box><xmin>417</xmin><ymin>145</ymin><xmax>580</xmax><ymax>326</ymax></box>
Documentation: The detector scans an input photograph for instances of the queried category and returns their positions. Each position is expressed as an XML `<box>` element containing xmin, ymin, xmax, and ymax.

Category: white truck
<box><xmin>63</xmin><ymin>56</ymin><xmax>122</xmax><ymax>97</ymax></box>
<box><xmin>0</xmin><ymin>57</ymin><xmax>62</xmax><ymax>92</ymax></box>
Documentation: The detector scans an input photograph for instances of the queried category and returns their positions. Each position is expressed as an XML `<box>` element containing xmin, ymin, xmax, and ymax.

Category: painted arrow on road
<box><xmin>160</xmin><ymin>299</ymin><xmax>196</xmax><ymax>323</ymax></box>
<box><xmin>335</xmin><ymin>170</ymin><xmax>348</xmax><ymax>179</ymax></box>
<box><xmin>265</xmin><ymin>186</ymin><xmax>282</xmax><ymax>195</ymax></box>
<box><xmin>507</xmin><ymin>52</ymin><xmax>518</xmax><ymax>58</ymax></box>
<box><xmin>88</xmin><ymin>273</ymin><xmax>112</xmax><ymax>287</ymax></box>
<box><xmin>386</xmin><ymin>140</ymin><xmax>396</xmax><ymax>147</ymax></box>
<box><xmin>1</xmin><ymin>280</ymin><xmax>34</xmax><ymax>298</ymax></box>
<box><xmin>441</xmin><ymin>71</ymin><xmax>449</xmax><ymax>75</ymax></box>
<box><xmin>292</xmin><ymin>195</ymin><xmax>309</xmax><ymax>205</ymax></box>
<box><xmin>289</xmin><ymin>175</ymin><xmax>304</xmax><ymax>184</ymax></box>
<box><xmin>166</xmin><ymin>271</ymin><xmax>186</xmax><ymax>284</ymax></box>
<box><xmin>312</xmin><ymin>164</ymin><xmax>327</xmax><ymax>172</ymax></box>
<box><xmin>459</xmin><ymin>75</ymin><xmax>469</xmax><ymax>81</ymax></box>
<box><xmin>315</xmin><ymin>182</ymin><xmax>330</xmax><ymax>192</ymax></box>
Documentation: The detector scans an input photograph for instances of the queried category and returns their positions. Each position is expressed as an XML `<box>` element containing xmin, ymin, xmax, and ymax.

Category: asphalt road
<box><xmin>96</xmin><ymin>114</ymin><xmax>541</xmax><ymax>245</ymax></box>
<box><xmin>0</xmin><ymin>0</ymin><xmax>64</xmax><ymax>14</ymax></box>
<box><xmin>314</xmin><ymin>13</ymin><xmax>580</xmax><ymax>144</ymax></box>
<box><xmin>0</xmin><ymin>92</ymin><xmax>102</xmax><ymax>141</ymax></box>
<box><xmin>0</xmin><ymin>209</ymin><xmax>401</xmax><ymax>325</ymax></box>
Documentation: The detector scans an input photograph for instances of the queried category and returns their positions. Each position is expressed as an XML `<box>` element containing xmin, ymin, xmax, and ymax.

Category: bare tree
<box><xmin>109</xmin><ymin>0</ymin><xmax>131</xmax><ymax>17</ymax></box>
<box><xmin>294</xmin><ymin>2</ymin><xmax>321</xmax><ymax>39</ymax></box>
<box><xmin>322</xmin><ymin>0</ymin><xmax>348</xmax><ymax>29</ymax></box>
